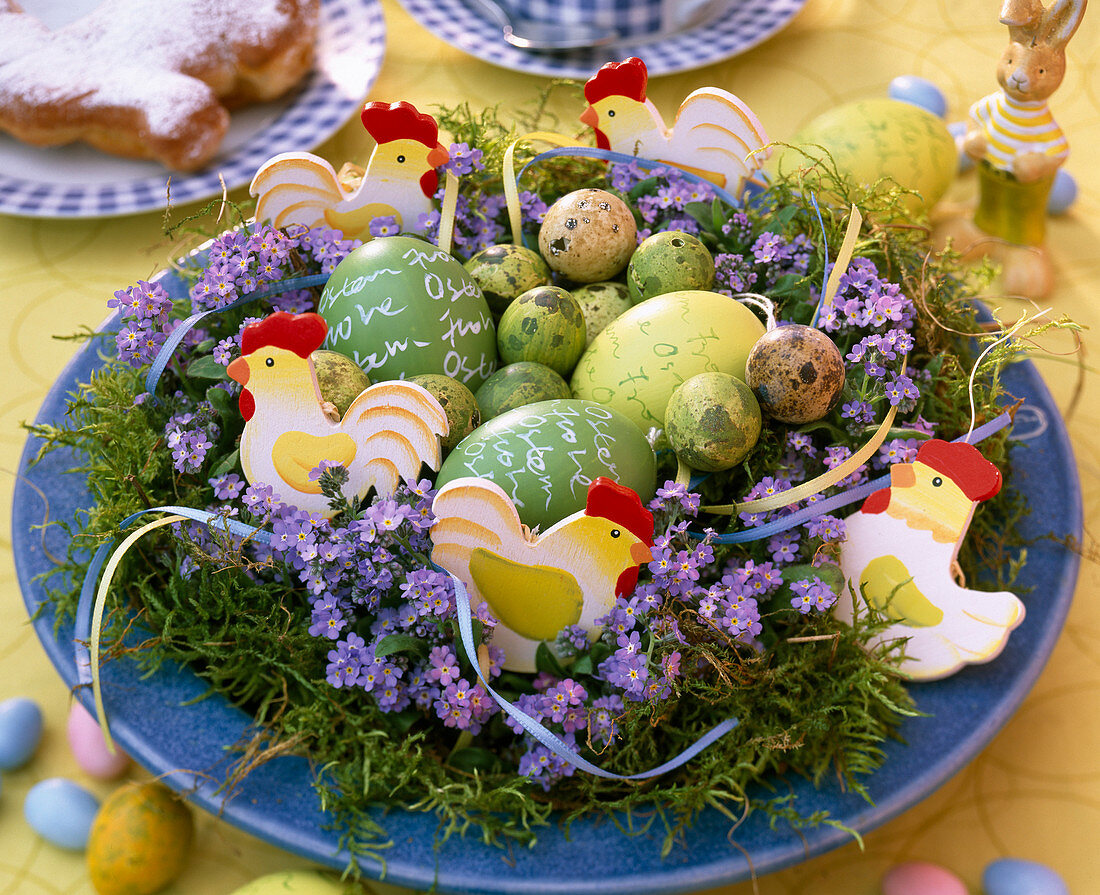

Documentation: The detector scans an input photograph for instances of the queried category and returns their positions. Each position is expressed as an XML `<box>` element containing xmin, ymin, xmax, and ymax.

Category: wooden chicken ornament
<box><xmin>250</xmin><ymin>101</ymin><xmax>450</xmax><ymax>240</ymax></box>
<box><xmin>431</xmin><ymin>477</ymin><xmax>654</xmax><ymax>672</ymax></box>
<box><xmin>834</xmin><ymin>439</ymin><xmax>1025</xmax><ymax>680</ymax></box>
<box><xmin>580</xmin><ymin>57</ymin><xmax>770</xmax><ymax>193</ymax></box>
<box><xmin>226</xmin><ymin>312</ymin><xmax>448</xmax><ymax>517</ymax></box>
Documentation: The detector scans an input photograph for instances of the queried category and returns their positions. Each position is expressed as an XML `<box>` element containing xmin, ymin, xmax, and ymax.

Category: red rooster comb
<box><xmin>585</xmin><ymin>477</ymin><xmax>655</xmax><ymax>545</ymax></box>
<box><xmin>240</xmin><ymin>311</ymin><xmax>328</xmax><ymax>358</ymax></box>
<box><xmin>915</xmin><ymin>439</ymin><xmax>1003</xmax><ymax>502</ymax></box>
<box><xmin>584</xmin><ymin>57</ymin><xmax>648</xmax><ymax>105</ymax></box>
<box><xmin>361</xmin><ymin>101</ymin><xmax>441</xmax><ymax>149</ymax></box>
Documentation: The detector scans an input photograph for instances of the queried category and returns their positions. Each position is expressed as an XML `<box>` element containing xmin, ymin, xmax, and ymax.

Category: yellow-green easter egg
<box><xmin>497</xmin><ymin>285</ymin><xmax>587</xmax><ymax>376</ymax></box>
<box><xmin>570</xmin><ymin>290</ymin><xmax>766</xmax><ymax>432</ymax></box>
<box><xmin>318</xmin><ymin>236</ymin><xmax>498</xmax><ymax>390</ymax></box>
<box><xmin>770</xmin><ymin>98</ymin><xmax>956</xmax><ymax>215</ymax></box>
<box><xmin>475</xmin><ymin>361</ymin><xmax>571</xmax><ymax>421</ymax></box>
<box><xmin>436</xmin><ymin>398</ymin><xmax>656</xmax><ymax>530</ymax></box>
<box><xmin>86</xmin><ymin>783</ymin><xmax>193</xmax><ymax>895</ymax></box>
<box><xmin>226</xmin><ymin>871</ymin><xmax>345</xmax><ymax>895</ymax></box>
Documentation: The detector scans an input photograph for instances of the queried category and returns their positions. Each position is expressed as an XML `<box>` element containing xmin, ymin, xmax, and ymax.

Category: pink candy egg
<box><xmin>67</xmin><ymin>701</ymin><xmax>130</xmax><ymax>779</ymax></box>
<box><xmin>882</xmin><ymin>861</ymin><xmax>968</xmax><ymax>895</ymax></box>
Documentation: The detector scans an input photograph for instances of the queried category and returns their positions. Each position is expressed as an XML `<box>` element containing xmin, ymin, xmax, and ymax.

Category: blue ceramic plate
<box><xmin>13</xmin><ymin>266</ymin><xmax>1081</xmax><ymax>894</ymax></box>
<box><xmin>396</xmin><ymin>0</ymin><xmax>807</xmax><ymax>80</ymax></box>
<box><xmin>0</xmin><ymin>0</ymin><xmax>385</xmax><ymax>218</ymax></box>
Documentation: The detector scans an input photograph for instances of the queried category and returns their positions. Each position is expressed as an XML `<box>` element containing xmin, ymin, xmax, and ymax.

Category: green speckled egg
<box><xmin>463</xmin><ymin>244</ymin><xmax>552</xmax><ymax>317</ymax></box>
<box><xmin>665</xmin><ymin>373</ymin><xmax>762</xmax><ymax>472</ymax></box>
<box><xmin>627</xmin><ymin>231</ymin><xmax>715</xmax><ymax>304</ymax></box>
<box><xmin>746</xmin><ymin>325</ymin><xmax>846</xmax><ymax>424</ymax></box>
<box><xmin>572</xmin><ymin>281</ymin><xmax>633</xmax><ymax>346</ymax></box>
<box><xmin>538</xmin><ymin>189</ymin><xmax>637</xmax><ymax>282</ymax></box>
<box><xmin>318</xmin><ymin>236</ymin><xmax>497</xmax><ymax>390</ymax></box>
<box><xmin>475</xmin><ymin>361</ymin><xmax>571</xmax><ymax>421</ymax></box>
<box><xmin>310</xmin><ymin>350</ymin><xmax>370</xmax><ymax>418</ymax></box>
<box><xmin>496</xmin><ymin>285</ymin><xmax>587</xmax><ymax>376</ymax></box>
<box><xmin>436</xmin><ymin>398</ymin><xmax>656</xmax><ymax>530</ymax></box>
<box><xmin>571</xmin><ymin>290</ymin><xmax>767</xmax><ymax>432</ymax></box>
<box><xmin>409</xmin><ymin>374</ymin><xmax>481</xmax><ymax>452</ymax></box>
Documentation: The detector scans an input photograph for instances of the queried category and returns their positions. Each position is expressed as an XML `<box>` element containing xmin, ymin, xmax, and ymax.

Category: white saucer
<box><xmin>396</xmin><ymin>0</ymin><xmax>806</xmax><ymax>79</ymax></box>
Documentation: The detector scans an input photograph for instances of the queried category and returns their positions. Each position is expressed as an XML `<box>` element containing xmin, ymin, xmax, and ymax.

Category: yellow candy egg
<box><xmin>570</xmin><ymin>290</ymin><xmax>766</xmax><ymax>431</ymax></box>
<box><xmin>86</xmin><ymin>782</ymin><xmax>193</xmax><ymax>895</ymax></box>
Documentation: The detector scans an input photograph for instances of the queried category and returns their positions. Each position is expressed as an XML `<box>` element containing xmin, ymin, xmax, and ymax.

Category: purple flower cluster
<box><xmin>109</xmin><ymin>280</ymin><xmax>173</xmax><ymax>367</ymax></box>
<box><xmin>712</xmin><ymin>219</ymin><xmax>813</xmax><ymax>298</ymax></box>
<box><xmin>820</xmin><ymin>258</ymin><xmax>915</xmax><ymax>334</ymax></box>
<box><xmin>790</xmin><ymin>576</ymin><xmax>838</xmax><ymax>614</ymax></box>
<box><xmin>608</xmin><ymin>162</ymin><xmax>716</xmax><ymax>242</ymax></box>
<box><xmin>164</xmin><ymin>387</ymin><xmax>228</xmax><ymax>474</ymax></box>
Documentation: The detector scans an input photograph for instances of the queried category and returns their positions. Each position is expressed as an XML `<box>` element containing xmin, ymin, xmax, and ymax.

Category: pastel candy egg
<box><xmin>881</xmin><ymin>861</ymin><xmax>967</xmax><ymax>895</ymax></box>
<box><xmin>539</xmin><ymin>189</ymin><xmax>637</xmax><ymax>282</ymax></box>
<box><xmin>949</xmin><ymin>120</ymin><xmax>976</xmax><ymax>173</ymax></box>
<box><xmin>983</xmin><ymin>858</ymin><xmax>1068</xmax><ymax>895</ymax></box>
<box><xmin>24</xmin><ymin>778</ymin><xmax>100</xmax><ymax>850</ymax></box>
<box><xmin>317</xmin><ymin>236</ymin><xmax>498</xmax><ymax>390</ymax></box>
<box><xmin>497</xmin><ymin>285</ymin><xmax>587</xmax><ymax>376</ymax></box>
<box><xmin>1048</xmin><ymin>169</ymin><xmax>1077</xmax><ymax>215</ymax></box>
<box><xmin>67</xmin><ymin>701</ymin><xmax>131</xmax><ymax>780</ymax></box>
<box><xmin>436</xmin><ymin>398</ymin><xmax>656</xmax><ymax>530</ymax></box>
<box><xmin>475</xmin><ymin>362</ymin><xmax>571</xmax><ymax>421</ymax></box>
<box><xmin>571</xmin><ymin>290</ymin><xmax>766</xmax><ymax>432</ymax></box>
<box><xmin>572</xmin><ymin>281</ymin><xmax>632</xmax><ymax>346</ymax></box>
<box><xmin>627</xmin><ymin>230</ymin><xmax>715</xmax><ymax>304</ymax></box>
<box><xmin>0</xmin><ymin>696</ymin><xmax>44</xmax><ymax>769</ymax></box>
<box><xmin>227</xmin><ymin>871</ymin><xmax>345</xmax><ymax>895</ymax></box>
<box><xmin>464</xmin><ymin>244</ymin><xmax>552</xmax><ymax>317</ymax></box>
<box><xmin>87</xmin><ymin>782</ymin><xmax>194</xmax><ymax>895</ymax></box>
<box><xmin>889</xmin><ymin>75</ymin><xmax>948</xmax><ymax>118</ymax></box>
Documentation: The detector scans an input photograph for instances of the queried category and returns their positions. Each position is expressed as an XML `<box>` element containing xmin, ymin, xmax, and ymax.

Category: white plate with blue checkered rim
<box><xmin>397</xmin><ymin>0</ymin><xmax>806</xmax><ymax>79</ymax></box>
<box><xmin>0</xmin><ymin>0</ymin><xmax>385</xmax><ymax>219</ymax></box>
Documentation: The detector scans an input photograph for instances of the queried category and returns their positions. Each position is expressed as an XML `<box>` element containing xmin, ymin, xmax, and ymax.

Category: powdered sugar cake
<box><xmin>0</xmin><ymin>0</ymin><xmax>320</xmax><ymax>171</ymax></box>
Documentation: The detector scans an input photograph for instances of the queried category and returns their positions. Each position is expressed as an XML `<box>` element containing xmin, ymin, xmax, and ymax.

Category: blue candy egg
<box><xmin>24</xmin><ymin>778</ymin><xmax>100</xmax><ymax>850</ymax></box>
<box><xmin>1048</xmin><ymin>169</ymin><xmax>1078</xmax><ymax>215</ymax></box>
<box><xmin>983</xmin><ymin>858</ymin><xmax>1069</xmax><ymax>895</ymax></box>
<box><xmin>948</xmin><ymin>120</ymin><xmax>975</xmax><ymax>173</ymax></box>
<box><xmin>0</xmin><ymin>697</ymin><xmax>44</xmax><ymax>770</ymax></box>
<box><xmin>889</xmin><ymin>75</ymin><xmax>948</xmax><ymax>118</ymax></box>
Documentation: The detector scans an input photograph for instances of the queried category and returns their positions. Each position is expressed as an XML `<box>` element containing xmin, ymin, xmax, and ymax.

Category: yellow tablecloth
<box><xmin>1</xmin><ymin>1</ymin><xmax>1097</xmax><ymax>892</ymax></box>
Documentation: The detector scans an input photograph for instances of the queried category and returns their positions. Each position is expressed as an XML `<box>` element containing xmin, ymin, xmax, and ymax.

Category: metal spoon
<box><xmin>467</xmin><ymin>0</ymin><xmax>621</xmax><ymax>49</ymax></box>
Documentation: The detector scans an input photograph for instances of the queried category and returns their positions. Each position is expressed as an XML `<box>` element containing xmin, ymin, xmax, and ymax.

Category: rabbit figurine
<box><xmin>936</xmin><ymin>0</ymin><xmax>1086</xmax><ymax>298</ymax></box>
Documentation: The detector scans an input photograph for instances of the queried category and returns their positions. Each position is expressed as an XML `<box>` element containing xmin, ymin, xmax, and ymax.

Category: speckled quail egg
<box><xmin>538</xmin><ymin>189</ymin><xmax>636</xmax><ymax>282</ymax></box>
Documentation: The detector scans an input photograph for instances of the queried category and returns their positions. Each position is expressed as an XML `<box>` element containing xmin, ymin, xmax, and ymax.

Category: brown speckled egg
<box><xmin>538</xmin><ymin>189</ymin><xmax>636</xmax><ymax>283</ymax></box>
<box><xmin>746</xmin><ymin>325</ymin><xmax>846</xmax><ymax>424</ymax></box>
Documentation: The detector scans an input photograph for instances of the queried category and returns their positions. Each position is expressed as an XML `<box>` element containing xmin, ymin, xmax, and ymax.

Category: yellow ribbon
<box><xmin>821</xmin><ymin>205</ymin><xmax>862</xmax><ymax>311</ymax></box>
<box><xmin>90</xmin><ymin>514</ymin><xmax>187</xmax><ymax>753</ymax></box>
<box><xmin>436</xmin><ymin>170</ymin><xmax>460</xmax><ymax>256</ymax></box>
<box><xmin>503</xmin><ymin>131</ymin><xmax>587</xmax><ymax>245</ymax></box>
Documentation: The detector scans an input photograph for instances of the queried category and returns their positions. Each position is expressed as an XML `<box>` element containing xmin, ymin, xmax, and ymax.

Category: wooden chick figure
<box><xmin>834</xmin><ymin>439</ymin><xmax>1025</xmax><ymax>680</ymax></box>
<box><xmin>226</xmin><ymin>311</ymin><xmax>448</xmax><ymax>517</ymax></box>
<box><xmin>580</xmin><ymin>56</ymin><xmax>770</xmax><ymax>194</ymax></box>
<box><xmin>250</xmin><ymin>101</ymin><xmax>449</xmax><ymax>241</ymax></box>
<box><xmin>431</xmin><ymin>477</ymin><xmax>653</xmax><ymax>672</ymax></box>
<box><xmin>935</xmin><ymin>0</ymin><xmax>1086</xmax><ymax>299</ymax></box>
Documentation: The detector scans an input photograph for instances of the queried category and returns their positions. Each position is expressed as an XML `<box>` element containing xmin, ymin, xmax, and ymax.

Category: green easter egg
<box><xmin>665</xmin><ymin>372</ymin><xmax>762</xmax><ymax>472</ymax></box>
<box><xmin>475</xmin><ymin>361</ymin><xmax>571</xmax><ymax>421</ymax></box>
<box><xmin>464</xmin><ymin>244</ymin><xmax>552</xmax><ymax>317</ymax></box>
<box><xmin>496</xmin><ymin>285</ymin><xmax>587</xmax><ymax>376</ymax></box>
<box><xmin>409</xmin><ymin>373</ymin><xmax>481</xmax><ymax>452</ymax></box>
<box><xmin>572</xmin><ymin>281</ymin><xmax>633</xmax><ymax>346</ymax></box>
<box><xmin>770</xmin><ymin>98</ymin><xmax>957</xmax><ymax>215</ymax></box>
<box><xmin>627</xmin><ymin>231</ymin><xmax>715</xmax><ymax>304</ymax></box>
<box><xmin>318</xmin><ymin>235</ymin><xmax>497</xmax><ymax>390</ymax></box>
<box><xmin>310</xmin><ymin>349</ymin><xmax>370</xmax><ymax>418</ymax></box>
<box><xmin>437</xmin><ymin>398</ymin><xmax>656</xmax><ymax>530</ymax></box>
<box><xmin>570</xmin><ymin>290</ymin><xmax>767</xmax><ymax>432</ymax></box>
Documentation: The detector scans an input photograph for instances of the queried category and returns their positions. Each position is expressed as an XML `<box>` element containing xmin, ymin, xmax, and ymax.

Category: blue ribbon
<box><xmin>143</xmin><ymin>274</ymin><xmax>330</xmax><ymax>402</ymax></box>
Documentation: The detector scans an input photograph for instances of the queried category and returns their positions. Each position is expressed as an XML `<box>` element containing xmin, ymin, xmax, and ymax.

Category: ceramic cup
<box><xmin>514</xmin><ymin>0</ymin><xmax>720</xmax><ymax>40</ymax></box>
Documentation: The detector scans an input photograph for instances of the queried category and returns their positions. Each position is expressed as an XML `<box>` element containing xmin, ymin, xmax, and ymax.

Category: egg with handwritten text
<box><xmin>436</xmin><ymin>399</ymin><xmax>656</xmax><ymax>529</ymax></box>
<box><xmin>571</xmin><ymin>290</ymin><xmax>766</xmax><ymax>432</ymax></box>
<box><xmin>318</xmin><ymin>236</ymin><xmax>498</xmax><ymax>390</ymax></box>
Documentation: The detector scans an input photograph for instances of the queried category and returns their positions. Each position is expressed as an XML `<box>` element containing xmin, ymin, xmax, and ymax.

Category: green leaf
<box><xmin>375</xmin><ymin>633</ymin><xmax>430</xmax><ymax>660</ymax></box>
<box><xmin>534</xmin><ymin>642</ymin><xmax>567</xmax><ymax>678</ymax></box>
<box><xmin>448</xmin><ymin>618</ymin><xmax>483</xmax><ymax>669</ymax></box>
<box><xmin>205</xmin><ymin>384</ymin><xmax>234</xmax><ymax>418</ymax></box>
<box><xmin>209</xmin><ymin>448</ymin><xmax>239</xmax><ymax>478</ymax></box>
<box><xmin>447</xmin><ymin>747</ymin><xmax>504</xmax><ymax>774</ymax></box>
<box><xmin>187</xmin><ymin>355</ymin><xmax>229</xmax><ymax>380</ymax></box>
<box><xmin>571</xmin><ymin>654</ymin><xmax>593</xmax><ymax>675</ymax></box>
<box><xmin>780</xmin><ymin>561</ymin><xmax>845</xmax><ymax>593</ymax></box>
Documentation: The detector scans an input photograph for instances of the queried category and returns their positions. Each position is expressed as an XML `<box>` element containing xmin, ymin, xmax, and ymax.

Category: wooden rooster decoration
<box><xmin>226</xmin><ymin>312</ymin><xmax>448</xmax><ymax>517</ymax></box>
<box><xmin>249</xmin><ymin>101</ymin><xmax>450</xmax><ymax>240</ymax></box>
<box><xmin>579</xmin><ymin>57</ymin><xmax>770</xmax><ymax>193</ymax></box>
<box><xmin>834</xmin><ymin>439</ymin><xmax>1025</xmax><ymax>680</ymax></box>
<box><xmin>431</xmin><ymin>477</ymin><xmax>654</xmax><ymax>672</ymax></box>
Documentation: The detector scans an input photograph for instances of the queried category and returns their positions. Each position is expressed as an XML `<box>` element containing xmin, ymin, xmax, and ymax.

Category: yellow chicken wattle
<box><xmin>226</xmin><ymin>311</ymin><xmax>448</xmax><ymax>517</ymax></box>
<box><xmin>835</xmin><ymin>439</ymin><xmax>1025</xmax><ymax>680</ymax></box>
<box><xmin>579</xmin><ymin>56</ymin><xmax>770</xmax><ymax>192</ymax></box>
<box><xmin>430</xmin><ymin>477</ymin><xmax>654</xmax><ymax>672</ymax></box>
<box><xmin>250</xmin><ymin>101</ymin><xmax>449</xmax><ymax>240</ymax></box>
